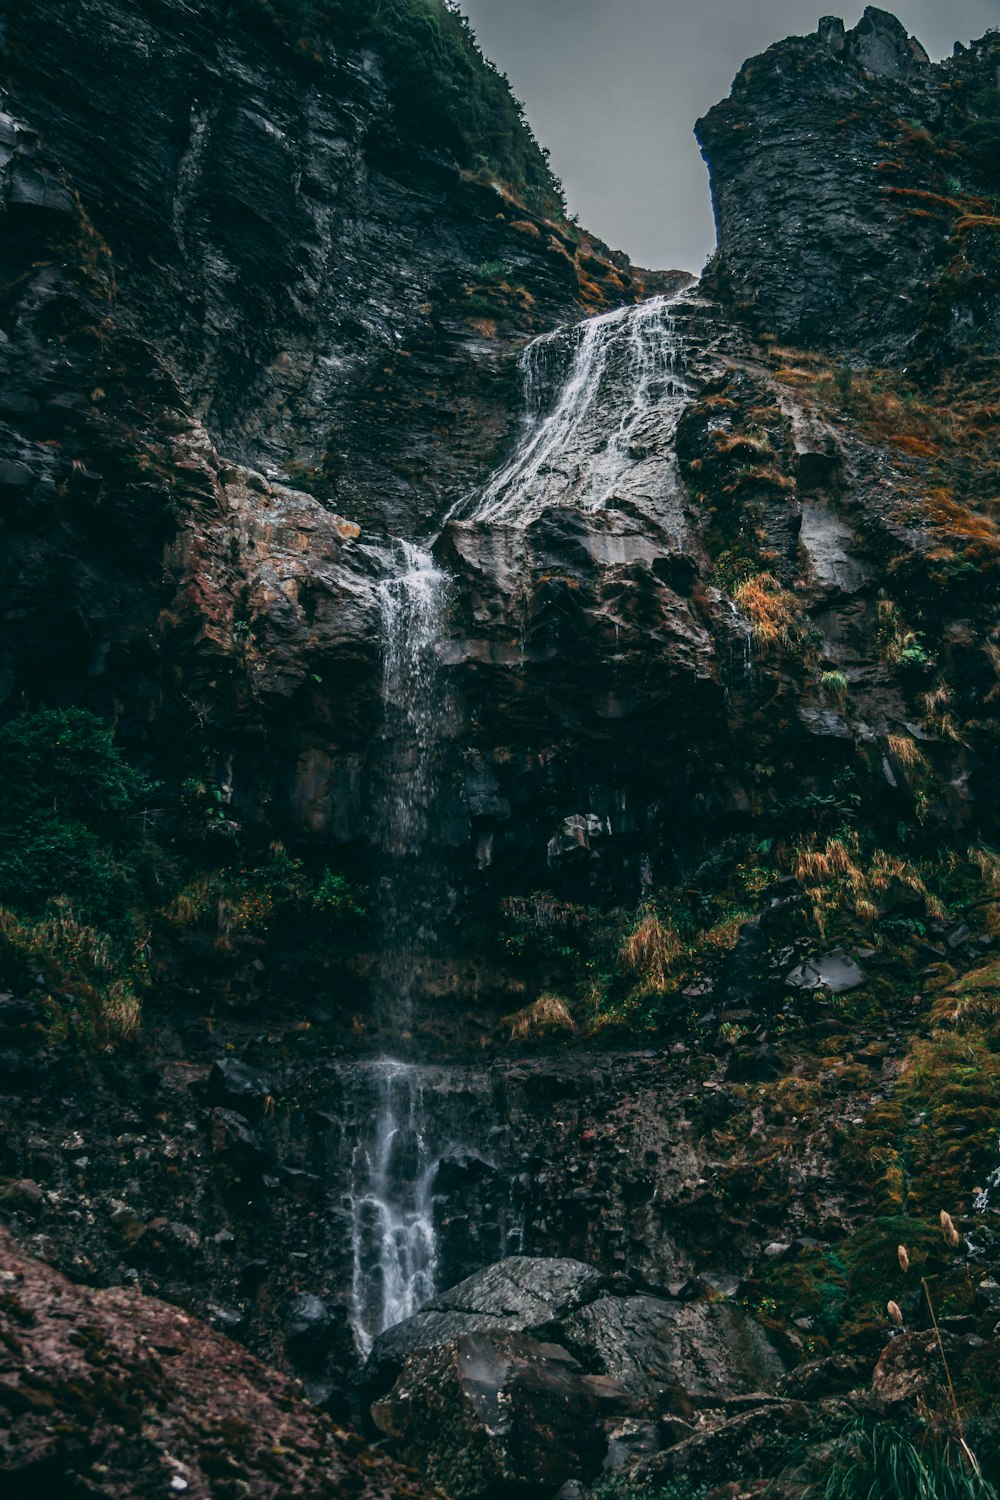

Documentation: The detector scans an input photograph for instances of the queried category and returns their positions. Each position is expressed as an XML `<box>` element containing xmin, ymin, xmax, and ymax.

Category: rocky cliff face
<box><xmin>0</xmin><ymin>0</ymin><xmax>659</xmax><ymax>777</ymax></box>
<box><xmin>697</xmin><ymin>8</ymin><xmax>1000</xmax><ymax>361</ymax></box>
<box><xmin>1</xmin><ymin>5</ymin><xmax>1000</xmax><ymax>1498</ymax></box>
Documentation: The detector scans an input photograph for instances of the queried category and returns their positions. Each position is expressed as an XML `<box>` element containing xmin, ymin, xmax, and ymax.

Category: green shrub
<box><xmin>0</xmin><ymin>709</ymin><xmax>157</xmax><ymax>935</ymax></box>
<box><xmin>0</xmin><ymin>900</ymin><xmax>142</xmax><ymax>1044</ymax></box>
<box><xmin>314</xmin><ymin>870</ymin><xmax>368</xmax><ymax>921</ymax></box>
<box><xmin>473</xmin><ymin>259</ymin><xmax>513</xmax><ymax>282</ymax></box>
<box><xmin>805</xmin><ymin>1418</ymin><xmax>998</xmax><ymax>1500</ymax></box>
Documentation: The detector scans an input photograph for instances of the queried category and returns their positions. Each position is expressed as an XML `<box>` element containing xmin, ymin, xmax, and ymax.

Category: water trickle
<box><xmin>349</xmin><ymin>1060</ymin><xmax>438</xmax><ymax>1358</ymax></box>
<box><xmin>348</xmin><ymin>542</ymin><xmax>451</xmax><ymax>1352</ymax></box>
<box><xmin>463</xmin><ymin>290</ymin><xmax>696</xmax><ymax>526</ymax></box>
<box><xmin>374</xmin><ymin>540</ymin><xmax>450</xmax><ymax>1033</ymax></box>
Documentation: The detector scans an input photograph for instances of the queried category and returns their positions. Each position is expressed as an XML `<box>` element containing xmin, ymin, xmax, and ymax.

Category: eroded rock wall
<box><xmin>697</xmin><ymin>8</ymin><xmax>1000</xmax><ymax>360</ymax></box>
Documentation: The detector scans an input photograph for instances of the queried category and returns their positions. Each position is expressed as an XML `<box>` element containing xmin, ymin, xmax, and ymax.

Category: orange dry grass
<box><xmin>621</xmin><ymin>908</ymin><xmax>682</xmax><ymax>992</ymax></box>
<box><xmin>732</xmin><ymin>573</ymin><xmax>798</xmax><ymax>649</ymax></box>
<box><xmin>886</xmin><ymin>733</ymin><xmax>925</xmax><ymax>768</ymax></box>
<box><xmin>505</xmin><ymin>993</ymin><xmax>575</xmax><ymax>1039</ymax></box>
<box><xmin>892</xmin><ymin>434</ymin><xmax>940</xmax><ymax>459</ymax></box>
<box><xmin>969</xmin><ymin>847</ymin><xmax>1000</xmax><ymax>938</ymax></box>
<box><xmin>792</xmin><ymin>834</ymin><xmax>944</xmax><ymax>936</ymax></box>
<box><xmin>714</xmin><ymin>431</ymin><xmax>773</xmax><ymax>457</ymax></box>
<box><xmin>925</xmin><ymin>489</ymin><xmax>1000</xmax><ymax>545</ymax></box>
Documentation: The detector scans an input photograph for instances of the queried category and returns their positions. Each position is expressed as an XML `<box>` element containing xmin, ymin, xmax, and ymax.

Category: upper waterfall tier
<box><xmin>461</xmin><ymin>290</ymin><xmax>704</xmax><ymax>528</ymax></box>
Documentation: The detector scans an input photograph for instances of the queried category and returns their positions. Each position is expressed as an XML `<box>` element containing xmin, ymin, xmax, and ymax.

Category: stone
<box><xmin>367</xmin><ymin>1257</ymin><xmax>783</xmax><ymax>1494</ymax></box>
<box><xmin>558</xmin><ymin>1295</ymin><xmax>785</xmax><ymax>1405</ymax></box>
<box><xmin>773</xmin><ymin>1356</ymin><xmax>869</xmax><ymax>1398</ymax></box>
<box><xmin>366</xmin><ymin>1256</ymin><xmax>608</xmax><ymax>1388</ymax></box>
<box><xmin>370</xmin><ymin>1330</ymin><xmax>633</xmax><ymax>1499</ymax></box>
<box><xmin>871</xmin><ymin>1329</ymin><xmax>963</xmax><ymax>1408</ymax></box>
<box><xmin>208</xmin><ymin>1107</ymin><xmax>272</xmax><ymax>1175</ymax></box>
<box><xmin>283</xmin><ymin>1292</ymin><xmax>336</xmax><ymax>1364</ymax></box>
<box><xmin>786</xmin><ymin>948</ymin><xmax>866</xmax><ymax>994</ymax></box>
<box><xmin>0</xmin><ymin>1225</ymin><xmax>438</xmax><ymax>1498</ymax></box>
<box><xmin>206</xmin><ymin>1058</ymin><xmax>273</xmax><ymax>1119</ymax></box>
<box><xmin>726</xmin><ymin>1044</ymin><xmax>783</xmax><ymax>1083</ymax></box>
<box><xmin>0</xmin><ymin>1178</ymin><xmax>44</xmax><ymax>1215</ymax></box>
<box><xmin>434</xmin><ymin>1255</ymin><xmax>606</xmax><ymax>1323</ymax></box>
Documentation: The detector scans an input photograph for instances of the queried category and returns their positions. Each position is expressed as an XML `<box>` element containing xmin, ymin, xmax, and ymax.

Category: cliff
<box><xmin>697</xmin><ymin>7</ymin><xmax>1000</xmax><ymax>361</ymax></box>
<box><xmin>1</xmin><ymin>5</ymin><xmax>999</xmax><ymax>1498</ymax></box>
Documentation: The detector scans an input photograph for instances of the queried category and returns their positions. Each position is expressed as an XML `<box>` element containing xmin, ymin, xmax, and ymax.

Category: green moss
<box><xmin>838</xmin><ymin>963</ymin><xmax>1000</xmax><ymax>1220</ymax></box>
<box><xmin>748</xmin><ymin>1217</ymin><xmax>948</xmax><ymax>1352</ymax></box>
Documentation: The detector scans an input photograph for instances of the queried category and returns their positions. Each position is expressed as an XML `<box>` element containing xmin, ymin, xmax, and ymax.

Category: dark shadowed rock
<box><xmin>0</xmin><ymin>1226</ymin><xmax>438</xmax><ymax>1498</ymax></box>
<box><xmin>206</xmin><ymin>1058</ymin><xmax>273</xmax><ymax>1118</ymax></box>
<box><xmin>208</xmin><ymin>1107</ymin><xmax>272</xmax><ymax>1175</ymax></box>
<box><xmin>283</xmin><ymin>1292</ymin><xmax>337</xmax><ymax>1365</ymax></box>
<box><xmin>370</xmin><ymin>1330</ymin><xmax>632</xmax><ymax>1499</ymax></box>
<box><xmin>697</xmin><ymin>11</ymin><xmax>1000</xmax><ymax>360</ymax></box>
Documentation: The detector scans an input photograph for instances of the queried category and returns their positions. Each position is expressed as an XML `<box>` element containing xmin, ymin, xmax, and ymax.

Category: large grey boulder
<box><xmin>559</xmin><ymin>1295</ymin><xmax>786</xmax><ymax>1404</ymax></box>
<box><xmin>366</xmin><ymin>1256</ymin><xmax>785</xmax><ymax>1499</ymax></box>
<box><xmin>366</xmin><ymin>1256</ymin><xmax>607</xmax><ymax>1386</ymax></box>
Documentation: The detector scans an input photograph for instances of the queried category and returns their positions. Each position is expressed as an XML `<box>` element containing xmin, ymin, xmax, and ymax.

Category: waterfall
<box><xmin>349</xmin><ymin>1061</ymin><xmax>438</xmax><ymax>1358</ymax></box>
<box><xmin>346</xmin><ymin>292</ymin><xmax>701</xmax><ymax>1354</ymax></box>
<box><xmin>374</xmin><ymin>540</ymin><xmax>450</xmax><ymax>1034</ymax></box>
<box><xmin>463</xmin><ymin>290</ymin><xmax>695</xmax><ymax>527</ymax></box>
<box><xmin>348</xmin><ymin>542</ymin><xmax>451</xmax><ymax>1353</ymax></box>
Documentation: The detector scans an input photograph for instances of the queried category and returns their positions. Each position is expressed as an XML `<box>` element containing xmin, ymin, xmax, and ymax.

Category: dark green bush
<box><xmin>0</xmin><ymin>709</ymin><xmax>158</xmax><ymax>935</ymax></box>
<box><xmin>805</xmin><ymin>1418</ymin><xmax>998</xmax><ymax>1500</ymax></box>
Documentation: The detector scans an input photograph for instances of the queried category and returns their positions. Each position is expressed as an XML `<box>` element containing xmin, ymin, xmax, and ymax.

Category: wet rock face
<box><xmin>697</xmin><ymin>10</ymin><xmax>1000</xmax><ymax>360</ymax></box>
<box><xmin>0</xmin><ymin>0</ymin><xmax>653</xmax><ymax>738</ymax></box>
<box><xmin>0</xmin><ymin>1226</ymin><xmax>438</xmax><ymax>1499</ymax></box>
<box><xmin>3</xmin><ymin>0</ymin><xmax>651</xmax><ymax>545</ymax></box>
<box><xmin>365</xmin><ymin>1255</ymin><xmax>784</xmax><ymax>1499</ymax></box>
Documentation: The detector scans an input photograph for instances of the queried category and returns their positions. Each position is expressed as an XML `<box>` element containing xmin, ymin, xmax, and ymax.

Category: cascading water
<box><xmin>347</xmin><ymin>291</ymin><xmax>706</xmax><ymax>1354</ymax></box>
<box><xmin>349</xmin><ymin>1060</ymin><xmax>438</xmax><ymax>1358</ymax></box>
<box><xmin>348</xmin><ymin>542</ymin><xmax>451</xmax><ymax>1354</ymax></box>
<box><xmin>374</xmin><ymin>540</ymin><xmax>451</xmax><ymax>1032</ymax></box>
<box><xmin>461</xmin><ymin>289</ymin><xmax>696</xmax><ymax>527</ymax></box>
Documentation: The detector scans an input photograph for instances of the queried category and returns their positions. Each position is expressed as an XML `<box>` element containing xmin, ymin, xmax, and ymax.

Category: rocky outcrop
<box><xmin>697</xmin><ymin>10</ymin><xmax>1000</xmax><ymax>360</ymax></box>
<box><xmin>0</xmin><ymin>7</ymin><xmax>998</xmax><ymax>1496</ymax></box>
<box><xmin>0</xmin><ymin>1225</ymin><xmax>438</xmax><ymax>1498</ymax></box>
<box><xmin>365</xmin><ymin>1256</ymin><xmax>784</xmax><ymax>1498</ymax></box>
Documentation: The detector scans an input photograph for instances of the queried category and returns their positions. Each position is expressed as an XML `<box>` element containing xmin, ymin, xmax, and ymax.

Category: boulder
<box><xmin>366</xmin><ymin>1255</ymin><xmax>607</xmax><ymax>1385</ymax></box>
<box><xmin>283</xmin><ymin>1292</ymin><xmax>337</xmax><ymax>1365</ymax></box>
<box><xmin>208</xmin><ymin>1106</ymin><xmax>272</xmax><ymax>1176</ymax></box>
<box><xmin>0</xmin><ymin>1226</ymin><xmax>438</xmax><ymax>1498</ymax></box>
<box><xmin>370</xmin><ymin>1330</ymin><xmax>632</xmax><ymax>1499</ymax></box>
<box><xmin>366</xmin><ymin>1257</ymin><xmax>785</xmax><ymax>1496</ymax></box>
<box><xmin>786</xmin><ymin>948</ymin><xmax>866</xmax><ymax>995</ymax></box>
<box><xmin>206</xmin><ymin>1058</ymin><xmax>273</xmax><ymax>1119</ymax></box>
<box><xmin>558</xmin><ymin>1296</ymin><xmax>785</xmax><ymax>1405</ymax></box>
<box><xmin>434</xmin><ymin>1256</ymin><xmax>605</xmax><ymax>1322</ymax></box>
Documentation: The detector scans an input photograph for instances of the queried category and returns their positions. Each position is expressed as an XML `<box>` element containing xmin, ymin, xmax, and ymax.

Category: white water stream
<box><xmin>348</xmin><ymin>292</ymin><xmax>702</xmax><ymax>1352</ymax></box>
<box><xmin>463</xmin><ymin>289</ymin><xmax>695</xmax><ymax>526</ymax></box>
<box><xmin>349</xmin><ymin>1060</ymin><xmax>438</xmax><ymax>1358</ymax></box>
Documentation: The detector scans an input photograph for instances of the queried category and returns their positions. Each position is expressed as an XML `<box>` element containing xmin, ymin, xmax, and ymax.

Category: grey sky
<box><xmin>459</xmin><ymin>0</ymin><xmax>999</xmax><ymax>272</ymax></box>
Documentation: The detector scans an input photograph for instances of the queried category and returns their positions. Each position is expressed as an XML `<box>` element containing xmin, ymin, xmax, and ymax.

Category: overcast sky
<box><xmin>459</xmin><ymin>0</ymin><xmax>999</xmax><ymax>272</ymax></box>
